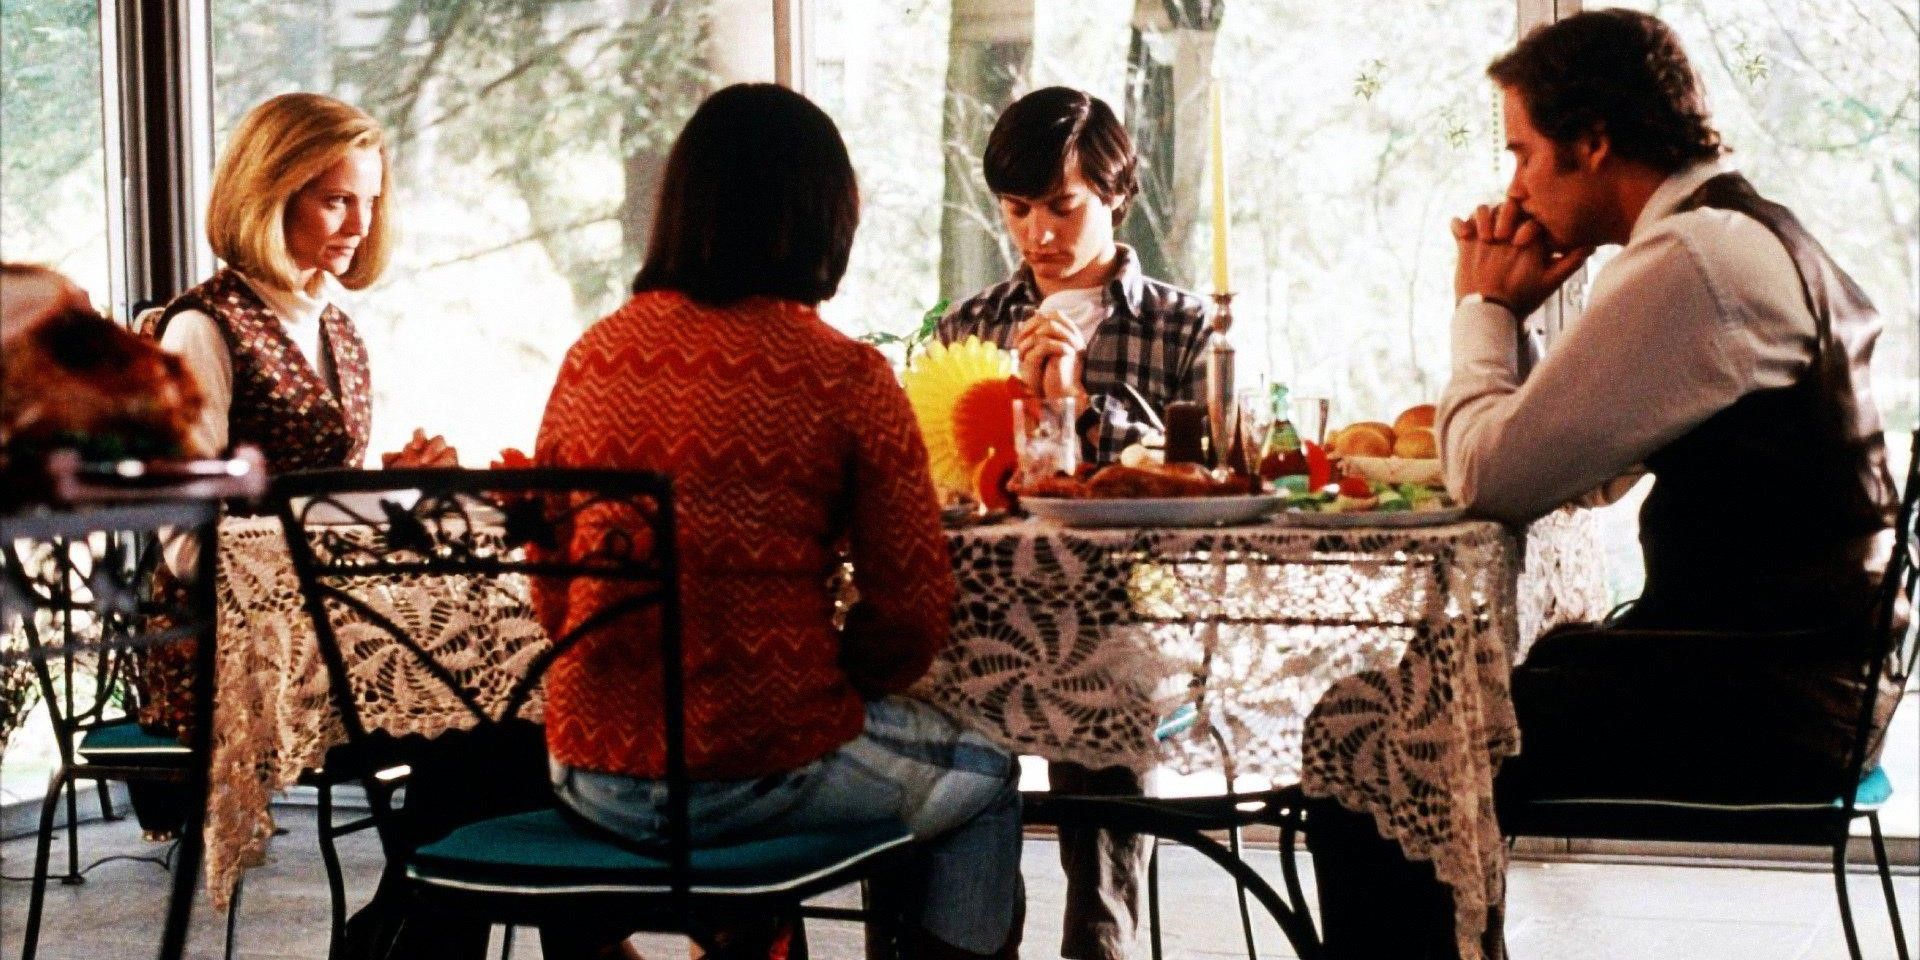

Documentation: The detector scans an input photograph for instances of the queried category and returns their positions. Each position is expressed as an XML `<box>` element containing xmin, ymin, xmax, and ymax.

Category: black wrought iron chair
<box><xmin>1133</xmin><ymin>710</ymin><xmax>1316</xmax><ymax>960</ymax></box>
<box><xmin>272</xmin><ymin>468</ymin><xmax>916</xmax><ymax>959</ymax></box>
<box><xmin>1</xmin><ymin>491</ymin><xmax>231</xmax><ymax>960</ymax></box>
<box><xmin>1029</xmin><ymin>785</ymin><xmax>1320</xmax><ymax>959</ymax></box>
<box><xmin>2</xmin><ymin>538</ymin><xmax>167</xmax><ymax>846</ymax></box>
<box><xmin>1502</xmin><ymin>429</ymin><xmax>1919</xmax><ymax>960</ymax></box>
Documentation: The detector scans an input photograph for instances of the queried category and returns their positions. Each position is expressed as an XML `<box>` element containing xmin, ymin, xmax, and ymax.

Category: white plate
<box><xmin>1022</xmin><ymin>494</ymin><xmax>1285</xmax><ymax>528</ymax></box>
<box><xmin>1272</xmin><ymin>505</ymin><xmax>1467</xmax><ymax>528</ymax></box>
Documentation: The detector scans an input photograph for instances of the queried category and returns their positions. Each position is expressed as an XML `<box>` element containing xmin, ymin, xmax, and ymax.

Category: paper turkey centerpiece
<box><xmin>900</xmin><ymin>336</ymin><xmax>1029</xmax><ymax>507</ymax></box>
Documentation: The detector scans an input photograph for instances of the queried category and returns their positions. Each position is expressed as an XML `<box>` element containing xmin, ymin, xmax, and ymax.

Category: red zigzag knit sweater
<box><xmin>533</xmin><ymin>291</ymin><xmax>954</xmax><ymax>781</ymax></box>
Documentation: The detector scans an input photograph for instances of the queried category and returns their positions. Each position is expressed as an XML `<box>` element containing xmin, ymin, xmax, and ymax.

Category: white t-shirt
<box><xmin>1036</xmin><ymin>286</ymin><xmax>1109</xmax><ymax>345</ymax></box>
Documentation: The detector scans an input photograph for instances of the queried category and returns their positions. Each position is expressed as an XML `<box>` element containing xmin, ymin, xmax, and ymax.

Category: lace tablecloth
<box><xmin>204</xmin><ymin>507</ymin><xmax>1607</xmax><ymax>952</ymax></box>
<box><xmin>918</xmin><ymin>509</ymin><xmax>1608</xmax><ymax>960</ymax></box>
<box><xmin>203</xmin><ymin>516</ymin><xmax>547</xmax><ymax>909</ymax></box>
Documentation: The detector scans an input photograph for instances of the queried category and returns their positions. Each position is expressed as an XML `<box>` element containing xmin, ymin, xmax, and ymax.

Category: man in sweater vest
<box><xmin>1306</xmin><ymin>11</ymin><xmax>1904</xmax><ymax>958</ymax></box>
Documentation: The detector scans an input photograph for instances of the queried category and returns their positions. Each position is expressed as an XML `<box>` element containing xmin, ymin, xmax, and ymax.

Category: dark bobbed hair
<box><xmin>1489</xmin><ymin>9</ymin><xmax>1724</xmax><ymax>173</ymax></box>
<box><xmin>632</xmin><ymin>83</ymin><xmax>858</xmax><ymax>306</ymax></box>
<box><xmin>983</xmin><ymin>86</ymin><xmax>1139</xmax><ymax>227</ymax></box>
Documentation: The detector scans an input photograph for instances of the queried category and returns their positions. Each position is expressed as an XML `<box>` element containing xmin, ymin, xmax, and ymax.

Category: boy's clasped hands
<box><xmin>1013</xmin><ymin>309</ymin><xmax>1091</xmax><ymax>410</ymax></box>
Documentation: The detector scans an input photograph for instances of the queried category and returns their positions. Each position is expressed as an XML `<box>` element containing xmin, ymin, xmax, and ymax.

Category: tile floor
<box><xmin>1</xmin><ymin>801</ymin><xmax>1913</xmax><ymax>959</ymax></box>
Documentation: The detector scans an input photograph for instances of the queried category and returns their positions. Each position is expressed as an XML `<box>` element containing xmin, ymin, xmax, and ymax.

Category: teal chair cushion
<box><xmin>1529</xmin><ymin>766</ymin><xmax>1895</xmax><ymax>814</ymax></box>
<box><xmin>1852</xmin><ymin>766</ymin><xmax>1893</xmax><ymax>809</ymax></box>
<box><xmin>76</xmin><ymin>721</ymin><xmax>192</xmax><ymax>758</ymax></box>
<box><xmin>408</xmin><ymin>808</ymin><xmax>913</xmax><ymax>896</ymax></box>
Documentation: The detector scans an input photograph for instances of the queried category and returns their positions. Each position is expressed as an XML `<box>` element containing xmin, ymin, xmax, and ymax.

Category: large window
<box><xmin>808</xmin><ymin>0</ymin><xmax>1917</xmax><ymax>610</ymax></box>
<box><xmin>0</xmin><ymin>0</ymin><xmax>112</xmax><ymax>301</ymax></box>
<box><xmin>1597</xmin><ymin>0</ymin><xmax>1919</xmax><ymax>475</ymax></box>
<box><xmin>0</xmin><ymin>0</ymin><xmax>114</xmax><ymax>806</ymax></box>
<box><xmin>208</xmin><ymin>0</ymin><xmax>717</xmax><ymax>463</ymax></box>
<box><xmin>1210</xmin><ymin>2</ymin><xmax>1514</xmax><ymax>413</ymax></box>
<box><xmin>811</xmin><ymin>1</ymin><xmax>1515</xmax><ymax>422</ymax></box>
<box><xmin>1566</xmin><ymin>0</ymin><xmax>1920</xmax><ymax>602</ymax></box>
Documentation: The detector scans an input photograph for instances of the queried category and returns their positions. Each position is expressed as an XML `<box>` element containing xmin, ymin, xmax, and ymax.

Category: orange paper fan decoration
<box><xmin>900</xmin><ymin>336</ymin><xmax>1017</xmax><ymax>497</ymax></box>
<box><xmin>953</xmin><ymin>376</ymin><xmax>1028</xmax><ymax>466</ymax></box>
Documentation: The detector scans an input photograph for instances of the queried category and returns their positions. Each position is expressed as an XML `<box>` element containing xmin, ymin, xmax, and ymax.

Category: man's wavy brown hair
<box><xmin>1489</xmin><ymin>9</ymin><xmax>1724</xmax><ymax>173</ymax></box>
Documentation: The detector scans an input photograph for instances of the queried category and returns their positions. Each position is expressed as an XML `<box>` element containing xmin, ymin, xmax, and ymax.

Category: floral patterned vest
<box><xmin>156</xmin><ymin>268</ymin><xmax>371</xmax><ymax>474</ymax></box>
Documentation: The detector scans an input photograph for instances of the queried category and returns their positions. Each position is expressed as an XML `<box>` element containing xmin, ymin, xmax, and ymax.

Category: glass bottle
<box><xmin>1259</xmin><ymin>383</ymin><xmax>1307</xmax><ymax>480</ymax></box>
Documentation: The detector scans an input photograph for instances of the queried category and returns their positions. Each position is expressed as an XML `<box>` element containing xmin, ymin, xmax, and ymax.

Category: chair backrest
<box><xmin>1882</xmin><ymin>429</ymin><xmax>1920</xmax><ymax>686</ymax></box>
<box><xmin>1</xmin><ymin>534</ymin><xmax>158</xmax><ymax>763</ymax></box>
<box><xmin>132</xmin><ymin>305</ymin><xmax>166</xmax><ymax>340</ymax></box>
<box><xmin>0</xmin><ymin>497</ymin><xmax>225</xmax><ymax>960</ymax></box>
<box><xmin>269</xmin><ymin>468</ymin><xmax>681</xmax><ymax>865</ymax></box>
<box><xmin>1846</xmin><ymin>428</ymin><xmax>1920</xmax><ymax>796</ymax></box>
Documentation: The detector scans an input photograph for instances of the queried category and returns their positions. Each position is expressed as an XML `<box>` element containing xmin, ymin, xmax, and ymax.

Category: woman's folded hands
<box><xmin>380</xmin><ymin>427</ymin><xmax>459</xmax><ymax>468</ymax></box>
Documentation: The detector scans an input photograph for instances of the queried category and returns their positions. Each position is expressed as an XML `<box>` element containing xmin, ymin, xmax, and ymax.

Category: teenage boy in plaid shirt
<box><xmin>939</xmin><ymin>86</ymin><xmax>1212</xmax><ymax>470</ymax></box>
<box><xmin>937</xmin><ymin>85</ymin><xmax>1212</xmax><ymax>960</ymax></box>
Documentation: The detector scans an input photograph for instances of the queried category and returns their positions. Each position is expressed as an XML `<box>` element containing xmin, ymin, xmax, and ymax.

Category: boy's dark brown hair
<box><xmin>634</xmin><ymin>83</ymin><xmax>859</xmax><ymax>306</ymax></box>
<box><xmin>983</xmin><ymin>86</ymin><xmax>1139</xmax><ymax>226</ymax></box>
<box><xmin>1489</xmin><ymin>9</ymin><xmax>1724</xmax><ymax>173</ymax></box>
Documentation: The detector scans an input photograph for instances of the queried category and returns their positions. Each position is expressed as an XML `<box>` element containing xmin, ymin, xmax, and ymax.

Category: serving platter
<box><xmin>1271</xmin><ymin>505</ymin><xmax>1467</xmax><ymax>528</ymax></box>
<box><xmin>1022</xmin><ymin>494</ymin><xmax>1285</xmax><ymax>528</ymax></box>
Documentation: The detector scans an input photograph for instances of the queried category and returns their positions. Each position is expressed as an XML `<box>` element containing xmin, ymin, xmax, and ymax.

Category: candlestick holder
<box><xmin>1206</xmin><ymin>291</ymin><xmax>1235</xmax><ymax>468</ymax></box>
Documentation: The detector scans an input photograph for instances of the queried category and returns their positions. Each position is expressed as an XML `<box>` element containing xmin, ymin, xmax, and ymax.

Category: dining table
<box><xmin>920</xmin><ymin>506</ymin><xmax>1608</xmax><ymax>959</ymax></box>
<box><xmin>200</xmin><ymin>502</ymin><xmax>1608</xmax><ymax>960</ymax></box>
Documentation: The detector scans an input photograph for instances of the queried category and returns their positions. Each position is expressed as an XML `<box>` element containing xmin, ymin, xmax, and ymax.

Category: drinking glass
<box><xmin>1237</xmin><ymin>389</ymin><xmax>1272</xmax><ymax>445</ymax></box>
<box><xmin>1235</xmin><ymin>389</ymin><xmax>1271</xmax><ymax>474</ymax></box>
<box><xmin>1292</xmin><ymin>395</ymin><xmax>1331</xmax><ymax>447</ymax></box>
<box><xmin>1013</xmin><ymin>397</ymin><xmax>1078</xmax><ymax>486</ymax></box>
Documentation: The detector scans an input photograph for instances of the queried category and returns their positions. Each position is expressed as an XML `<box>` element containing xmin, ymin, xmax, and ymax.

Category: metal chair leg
<box><xmin>788</xmin><ymin>906</ymin><xmax>810</xmax><ymax>960</ymax></box>
<box><xmin>1278</xmin><ymin>801</ymin><xmax>1317</xmax><ymax>946</ymax></box>
<box><xmin>23</xmin><ymin>771</ymin><xmax>70</xmax><ymax>960</ymax></box>
<box><xmin>97</xmin><ymin>780</ymin><xmax>121</xmax><ymax>821</ymax></box>
<box><xmin>1868</xmin><ymin>813</ymin><xmax>1911</xmax><ymax>960</ymax></box>
<box><xmin>1834</xmin><ymin>838</ymin><xmax>1865</xmax><ymax>960</ymax></box>
<box><xmin>316</xmin><ymin>783</ymin><xmax>351</xmax><ymax>960</ymax></box>
<box><xmin>1228</xmin><ymin>824</ymin><xmax>1259</xmax><ymax>960</ymax></box>
<box><xmin>861</xmin><ymin>874</ymin><xmax>912</xmax><ymax>960</ymax></box>
<box><xmin>1146</xmin><ymin>838</ymin><xmax>1166</xmax><ymax>960</ymax></box>
<box><xmin>61</xmin><ymin>774</ymin><xmax>82</xmax><ymax>883</ymax></box>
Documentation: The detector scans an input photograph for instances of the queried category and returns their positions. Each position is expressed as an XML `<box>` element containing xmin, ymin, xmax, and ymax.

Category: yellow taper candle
<box><xmin>1209</xmin><ymin>81</ymin><xmax>1232</xmax><ymax>293</ymax></box>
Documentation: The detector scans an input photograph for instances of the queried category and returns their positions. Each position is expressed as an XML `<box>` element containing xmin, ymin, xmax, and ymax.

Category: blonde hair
<box><xmin>205</xmin><ymin>93</ymin><xmax>393</xmax><ymax>294</ymax></box>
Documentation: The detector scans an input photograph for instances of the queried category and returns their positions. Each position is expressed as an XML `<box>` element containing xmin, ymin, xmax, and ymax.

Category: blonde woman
<box><xmin>154</xmin><ymin>91</ymin><xmax>453</xmax><ymax>478</ymax></box>
<box><xmin>135</xmin><ymin>93</ymin><xmax>452</xmax><ymax>778</ymax></box>
<box><xmin>137</xmin><ymin>96</ymin><xmax>551</xmax><ymax>959</ymax></box>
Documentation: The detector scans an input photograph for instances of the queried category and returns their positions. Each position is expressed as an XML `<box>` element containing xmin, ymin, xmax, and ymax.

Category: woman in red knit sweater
<box><xmin>533</xmin><ymin>84</ymin><xmax>1023</xmax><ymax>959</ymax></box>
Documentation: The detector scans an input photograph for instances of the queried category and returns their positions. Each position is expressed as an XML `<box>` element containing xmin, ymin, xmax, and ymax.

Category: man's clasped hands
<box><xmin>1451</xmin><ymin>198</ymin><xmax>1595</xmax><ymax>318</ymax></box>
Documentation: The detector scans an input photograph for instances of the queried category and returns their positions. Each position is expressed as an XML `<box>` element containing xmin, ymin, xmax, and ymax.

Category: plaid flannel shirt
<box><xmin>937</xmin><ymin>246</ymin><xmax>1213</xmax><ymax>465</ymax></box>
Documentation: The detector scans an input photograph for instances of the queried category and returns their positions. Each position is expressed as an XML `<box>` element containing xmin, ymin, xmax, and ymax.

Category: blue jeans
<box><xmin>551</xmin><ymin>696</ymin><xmax>1024</xmax><ymax>954</ymax></box>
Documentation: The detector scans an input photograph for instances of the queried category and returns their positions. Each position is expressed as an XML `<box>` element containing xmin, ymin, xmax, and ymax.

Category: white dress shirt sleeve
<box><xmin>1438</xmin><ymin>223</ymin><xmax>1792</xmax><ymax>525</ymax></box>
<box><xmin>159</xmin><ymin>309</ymin><xmax>233</xmax><ymax>456</ymax></box>
<box><xmin>157</xmin><ymin>309</ymin><xmax>232</xmax><ymax>580</ymax></box>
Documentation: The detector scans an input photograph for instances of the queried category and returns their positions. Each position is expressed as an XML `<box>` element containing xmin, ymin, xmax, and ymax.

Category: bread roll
<box><xmin>1394</xmin><ymin>403</ymin><xmax>1436</xmax><ymax>434</ymax></box>
<box><xmin>1330</xmin><ymin>421</ymin><xmax>1394</xmax><ymax>458</ymax></box>
<box><xmin>1393</xmin><ymin>426</ymin><xmax>1437</xmax><ymax>459</ymax></box>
